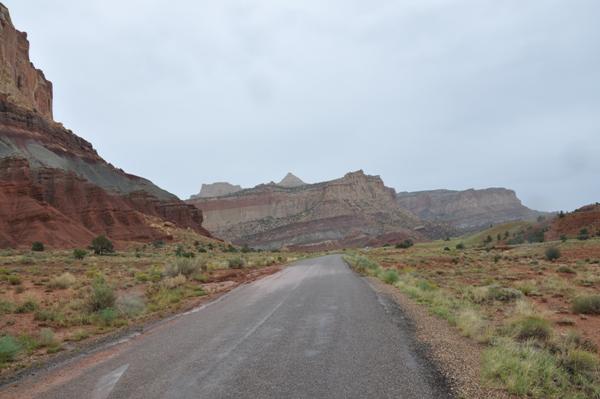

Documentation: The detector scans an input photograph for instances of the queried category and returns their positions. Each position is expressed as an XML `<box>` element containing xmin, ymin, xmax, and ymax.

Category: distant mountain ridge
<box><xmin>187</xmin><ymin>170</ymin><xmax>423</xmax><ymax>250</ymax></box>
<box><xmin>396</xmin><ymin>188</ymin><xmax>544</xmax><ymax>232</ymax></box>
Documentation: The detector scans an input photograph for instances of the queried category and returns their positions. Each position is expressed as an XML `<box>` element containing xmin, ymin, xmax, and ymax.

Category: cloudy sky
<box><xmin>6</xmin><ymin>0</ymin><xmax>600</xmax><ymax>211</ymax></box>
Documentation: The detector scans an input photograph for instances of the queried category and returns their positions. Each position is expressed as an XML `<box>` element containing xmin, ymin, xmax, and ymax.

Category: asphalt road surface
<box><xmin>2</xmin><ymin>255</ymin><xmax>452</xmax><ymax>399</ymax></box>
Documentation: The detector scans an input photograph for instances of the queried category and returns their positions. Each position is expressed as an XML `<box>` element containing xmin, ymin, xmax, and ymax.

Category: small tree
<box><xmin>456</xmin><ymin>243</ymin><xmax>465</xmax><ymax>250</ymax></box>
<box><xmin>395</xmin><ymin>239</ymin><xmax>414</xmax><ymax>249</ymax></box>
<box><xmin>545</xmin><ymin>246</ymin><xmax>561</xmax><ymax>261</ymax></box>
<box><xmin>31</xmin><ymin>241</ymin><xmax>44</xmax><ymax>252</ymax></box>
<box><xmin>73</xmin><ymin>248</ymin><xmax>87</xmax><ymax>260</ymax></box>
<box><xmin>91</xmin><ymin>235</ymin><xmax>114</xmax><ymax>255</ymax></box>
<box><xmin>578</xmin><ymin>228</ymin><xmax>590</xmax><ymax>241</ymax></box>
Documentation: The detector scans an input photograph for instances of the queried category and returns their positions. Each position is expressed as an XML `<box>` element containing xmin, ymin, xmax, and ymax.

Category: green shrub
<box><xmin>91</xmin><ymin>235</ymin><xmax>114</xmax><ymax>255</ymax></box>
<box><xmin>96</xmin><ymin>308</ymin><xmax>118</xmax><ymax>326</ymax></box>
<box><xmin>38</xmin><ymin>328</ymin><xmax>56</xmax><ymax>348</ymax></box>
<box><xmin>31</xmin><ymin>241</ymin><xmax>44</xmax><ymax>252</ymax></box>
<box><xmin>456</xmin><ymin>243</ymin><xmax>465</xmax><ymax>250</ymax></box>
<box><xmin>165</xmin><ymin>258</ymin><xmax>204</xmax><ymax>277</ymax></box>
<box><xmin>579</xmin><ymin>229</ymin><xmax>590</xmax><ymax>241</ymax></box>
<box><xmin>73</xmin><ymin>248</ymin><xmax>87</xmax><ymax>260</ymax></box>
<box><xmin>48</xmin><ymin>272</ymin><xmax>77</xmax><ymax>289</ymax></box>
<box><xmin>395</xmin><ymin>239</ymin><xmax>414</xmax><ymax>249</ymax></box>
<box><xmin>116</xmin><ymin>294</ymin><xmax>145</xmax><ymax>318</ymax></box>
<box><xmin>545</xmin><ymin>247</ymin><xmax>561</xmax><ymax>261</ymax></box>
<box><xmin>228</xmin><ymin>257</ymin><xmax>245</xmax><ymax>269</ymax></box>
<box><xmin>0</xmin><ymin>300</ymin><xmax>15</xmax><ymax>315</ymax></box>
<box><xmin>175</xmin><ymin>245</ymin><xmax>195</xmax><ymax>258</ymax></box>
<box><xmin>8</xmin><ymin>275</ymin><xmax>21</xmax><ymax>285</ymax></box>
<box><xmin>16</xmin><ymin>299</ymin><xmax>38</xmax><ymax>314</ymax></box>
<box><xmin>86</xmin><ymin>278</ymin><xmax>116</xmax><ymax>312</ymax></box>
<box><xmin>381</xmin><ymin>269</ymin><xmax>399</xmax><ymax>284</ymax></box>
<box><xmin>572</xmin><ymin>295</ymin><xmax>600</xmax><ymax>315</ymax></box>
<box><xmin>562</xmin><ymin>349</ymin><xmax>599</xmax><ymax>378</ymax></box>
<box><xmin>556</xmin><ymin>265</ymin><xmax>575</xmax><ymax>274</ymax></box>
<box><xmin>0</xmin><ymin>336</ymin><xmax>22</xmax><ymax>363</ymax></box>
<box><xmin>512</xmin><ymin>316</ymin><xmax>552</xmax><ymax>342</ymax></box>
<box><xmin>483</xmin><ymin>339</ymin><xmax>568</xmax><ymax>397</ymax></box>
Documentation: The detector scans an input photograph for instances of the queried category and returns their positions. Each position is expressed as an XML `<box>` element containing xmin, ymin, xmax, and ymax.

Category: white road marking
<box><xmin>92</xmin><ymin>364</ymin><xmax>129</xmax><ymax>399</ymax></box>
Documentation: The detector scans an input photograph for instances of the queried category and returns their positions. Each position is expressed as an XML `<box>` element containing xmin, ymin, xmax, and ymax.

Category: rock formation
<box><xmin>191</xmin><ymin>182</ymin><xmax>243</xmax><ymax>199</ymax></box>
<box><xmin>187</xmin><ymin>170</ymin><xmax>423</xmax><ymax>250</ymax></box>
<box><xmin>277</xmin><ymin>173</ymin><xmax>305</xmax><ymax>188</ymax></box>
<box><xmin>396</xmin><ymin>188</ymin><xmax>543</xmax><ymax>232</ymax></box>
<box><xmin>0</xmin><ymin>4</ymin><xmax>210</xmax><ymax>248</ymax></box>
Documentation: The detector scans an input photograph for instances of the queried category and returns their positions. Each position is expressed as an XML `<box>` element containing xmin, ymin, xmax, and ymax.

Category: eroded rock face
<box><xmin>396</xmin><ymin>188</ymin><xmax>542</xmax><ymax>232</ymax></box>
<box><xmin>0</xmin><ymin>4</ymin><xmax>52</xmax><ymax>119</ymax></box>
<box><xmin>188</xmin><ymin>170</ymin><xmax>422</xmax><ymax>250</ymax></box>
<box><xmin>0</xmin><ymin>4</ymin><xmax>210</xmax><ymax>248</ymax></box>
<box><xmin>192</xmin><ymin>182</ymin><xmax>243</xmax><ymax>199</ymax></box>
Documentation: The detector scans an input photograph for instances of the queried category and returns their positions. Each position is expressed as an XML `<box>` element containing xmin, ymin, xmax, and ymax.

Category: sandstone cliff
<box><xmin>192</xmin><ymin>182</ymin><xmax>243</xmax><ymax>199</ymax></box>
<box><xmin>396</xmin><ymin>188</ymin><xmax>542</xmax><ymax>232</ymax></box>
<box><xmin>0</xmin><ymin>4</ymin><xmax>210</xmax><ymax>248</ymax></box>
<box><xmin>188</xmin><ymin>171</ymin><xmax>423</xmax><ymax>250</ymax></box>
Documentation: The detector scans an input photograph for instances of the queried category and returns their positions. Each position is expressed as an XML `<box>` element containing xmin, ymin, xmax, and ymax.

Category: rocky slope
<box><xmin>0</xmin><ymin>4</ymin><xmax>210</xmax><ymax>248</ymax></box>
<box><xmin>396</xmin><ymin>188</ymin><xmax>543</xmax><ymax>232</ymax></box>
<box><xmin>187</xmin><ymin>171</ymin><xmax>423</xmax><ymax>250</ymax></box>
<box><xmin>545</xmin><ymin>204</ymin><xmax>600</xmax><ymax>241</ymax></box>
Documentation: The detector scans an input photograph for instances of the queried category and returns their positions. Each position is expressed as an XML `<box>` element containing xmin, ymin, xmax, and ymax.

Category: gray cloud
<box><xmin>6</xmin><ymin>0</ymin><xmax>600</xmax><ymax>211</ymax></box>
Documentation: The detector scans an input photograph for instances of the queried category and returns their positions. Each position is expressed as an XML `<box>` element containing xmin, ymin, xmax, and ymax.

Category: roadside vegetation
<box><xmin>0</xmin><ymin>233</ymin><xmax>306</xmax><ymax>375</ymax></box>
<box><xmin>345</xmin><ymin>226</ymin><xmax>600</xmax><ymax>398</ymax></box>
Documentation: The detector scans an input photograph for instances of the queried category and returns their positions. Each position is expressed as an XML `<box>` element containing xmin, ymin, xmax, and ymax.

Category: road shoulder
<box><xmin>366</xmin><ymin>277</ymin><xmax>513</xmax><ymax>399</ymax></box>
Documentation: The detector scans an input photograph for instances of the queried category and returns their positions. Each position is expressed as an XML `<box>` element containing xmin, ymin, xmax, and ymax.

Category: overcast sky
<box><xmin>6</xmin><ymin>0</ymin><xmax>600</xmax><ymax>211</ymax></box>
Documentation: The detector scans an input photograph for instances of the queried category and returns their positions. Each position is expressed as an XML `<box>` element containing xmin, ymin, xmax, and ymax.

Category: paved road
<box><xmin>3</xmin><ymin>255</ymin><xmax>452</xmax><ymax>399</ymax></box>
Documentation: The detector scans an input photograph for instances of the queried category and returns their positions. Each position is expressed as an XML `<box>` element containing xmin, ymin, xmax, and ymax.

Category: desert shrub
<box><xmin>556</xmin><ymin>265</ymin><xmax>575</xmax><ymax>274</ymax></box>
<box><xmin>0</xmin><ymin>336</ymin><xmax>22</xmax><ymax>363</ymax></box>
<box><xmin>579</xmin><ymin>228</ymin><xmax>590</xmax><ymax>241</ymax></box>
<box><xmin>8</xmin><ymin>275</ymin><xmax>21</xmax><ymax>285</ymax></box>
<box><xmin>0</xmin><ymin>300</ymin><xmax>15</xmax><ymax>315</ymax></box>
<box><xmin>512</xmin><ymin>316</ymin><xmax>552</xmax><ymax>342</ymax></box>
<box><xmin>96</xmin><ymin>308</ymin><xmax>118</xmax><ymax>326</ymax></box>
<box><xmin>560</xmin><ymin>235</ymin><xmax>568</xmax><ymax>242</ymax></box>
<box><xmin>116</xmin><ymin>294</ymin><xmax>145</xmax><ymax>318</ymax></box>
<box><xmin>416</xmin><ymin>279</ymin><xmax>437</xmax><ymax>291</ymax></box>
<box><xmin>86</xmin><ymin>278</ymin><xmax>116</xmax><ymax>312</ymax></box>
<box><xmin>381</xmin><ymin>269</ymin><xmax>399</xmax><ymax>284</ymax></box>
<box><xmin>48</xmin><ymin>272</ymin><xmax>77</xmax><ymax>289</ymax></box>
<box><xmin>38</xmin><ymin>328</ymin><xmax>56</xmax><ymax>348</ymax></box>
<box><xmin>165</xmin><ymin>258</ymin><xmax>203</xmax><ymax>277</ymax></box>
<box><xmin>562</xmin><ymin>349</ymin><xmax>599</xmax><ymax>377</ymax></box>
<box><xmin>572</xmin><ymin>295</ymin><xmax>600</xmax><ymax>315</ymax></box>
<box><xmin>224</xmin><ymin>244</ymin><xmax>238</xmax><ymax>253</ymax></box>
<box><xmin>31</xmin><ymin>241</ymin><xmax>44</xmax><ymax>252</ymax></box>
<box><xmin>395</xmin><ymin>239</ymin><xmax>414</xmax><ymax>249</ymax></box>
<box><xmin>16</xmin><ymin>299</ymin><xmax>38</xmax><ymax>314</ymax></box>
<box><xmin>456</xmin><ymin>242</ymin><xmax>465</xmax><ymax>250</ymax></box>
<box><xmin>483</xmin><ymin>338</ymin><xmax>568</xmax><ymax>397</ymax></box>
<box><xmin>91</xmin><ymin>235</ymin><xmax>114</xmax><ymax>255</ymax></box>
<box><xmin>162</xmin><ymin>274</ymin><xmax>187</xmax><ymax>289</ymax></box>
<box><xmin>456</xmin><ymin>308</ymin><xmax>491</xmax><ymax>343</ymax></box>
<box><xmin>471</xmin><ymin>285</ymin><xmax>522</xmax><ymax>303</ymax></box>
<box><xmin>241</xmin><ymin>245</ymin><xmax>253</xmax><ymax>253</ymax></box>
<box><xmin>175</xmin><ymin>245</ymin><xmax>195</xmax><ymax>258</ymax></box>
<box><xmin>73</xmin><ymin>248</ymin><xmax>87</xmax><ymax>260</ymax></box>
<box><xmin>152</xmin><ymin>239</ymin><xmax>165</xmax><ymax>249</ymax></box>
<box><xmin>228</xmin><ymin>257</ymin><xmax>245</xmax><ymax>269</ymax></box>
<box><xmin>493</xmin><ymin>255</ymin><xmax>502</xmax><ymax>263</ymax></box>
<box><xmin>545</xmin><ymin>247</ymin><xmax>561</xmax><ymax>261</ymax></box>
